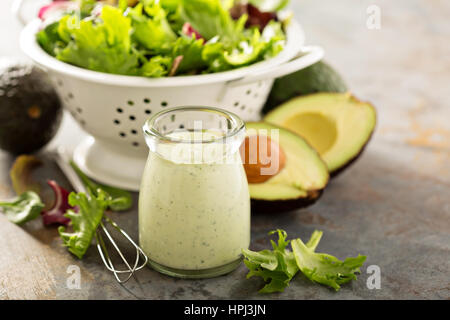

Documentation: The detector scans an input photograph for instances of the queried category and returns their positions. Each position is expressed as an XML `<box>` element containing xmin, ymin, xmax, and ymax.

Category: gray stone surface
<box><xmin>0</xmin><ymin>0</ymin><xmax>449</xmax><ymax>299</ymax></box>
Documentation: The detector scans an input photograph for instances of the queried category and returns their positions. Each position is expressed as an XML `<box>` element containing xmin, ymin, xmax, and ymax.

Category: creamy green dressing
<box><xmin>139</xmin><ymin>131</ymin><xmax>250</xmax><ymax>270</ymax></box>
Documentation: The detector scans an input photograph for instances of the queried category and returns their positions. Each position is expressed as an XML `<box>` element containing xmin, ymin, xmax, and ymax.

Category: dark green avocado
<box><xmin>263</xmin><ymin>60</ymin><xmax>348</xmax><ymax>114</ymax></box>
<box><xmin>0</xmin><ymin>59</ymin><xmax>62</xmax><ymax>154</ymax></box>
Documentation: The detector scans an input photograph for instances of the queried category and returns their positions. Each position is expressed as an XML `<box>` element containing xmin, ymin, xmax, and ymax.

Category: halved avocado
<box><xmin>242</xmin><ymin>122</ymin><xmax>329</xmax><ymax>213</ymax></box>
<box><xmin>264</xmin><ymin>93</ymin><xmax>376</xmax><ymax>176</ymax></box>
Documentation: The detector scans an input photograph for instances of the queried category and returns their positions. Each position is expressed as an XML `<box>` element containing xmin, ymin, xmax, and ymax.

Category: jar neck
<box><xmin>143</xmin><ymin>107</ymin><xmax>245</xmax><ymax>164</ymax></box>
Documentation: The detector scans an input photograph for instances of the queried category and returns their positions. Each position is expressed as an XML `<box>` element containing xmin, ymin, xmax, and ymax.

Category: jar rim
<box><xmin>142</xmin><ymin>106</ymin><xmax>246</xmax><ymax>144</ymax></box>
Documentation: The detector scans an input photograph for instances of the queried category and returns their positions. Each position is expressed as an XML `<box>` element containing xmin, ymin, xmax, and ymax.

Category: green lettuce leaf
<box><xmin>243</xmin><ymin>229</ymin><xmax>366</xmax><ymax>293</ymax></box>
<box><xmin>180</xmin><ymin>0</ymin><xmax>245</xmax><ymax>41</ymax></box>
<box><xmin>291</xmin><ymin>231</ymin><xmax>366</xmax><ymax>291</ymax></box>
<box><xmin>36</xmin><ymin>21</ymin><xmax>66</xmax><ymax>56</ymax></box>
<box><xmin>129</xmin><ymin>2</ymin><xmax>177</xmax><ymax>51</ymax></box>
<box><xmin>140</xmin><ymin>55</ymin><xmax>173</xmax><ymax>77</ymax></box>
<box><xmin>37</xmin><ymin>2</ymin><xmax>287</xmax><ymax>77</ymax></box>
<box><xmin>58</xmin><ymin>190</ymin><xmax>108</xmax><ymax>259</ymax></box>
<box><xmin>242</xmin><ymin>229</ymin><xmax>299</xmax><ymax>293</ymax></box>
<box><xmin>56</xmin><ymin>5</ymin><xmax>139</xmax><ymax>75</ymax></box>
<box><xmin>70</xmin><ymin>161</ymin><xmax>132</xmax><ymax>212</ymax></box>
<box><xmin>171</xmin><ymin>35</ymin><xmax>206</xmax><ymax>74</ymax></box>
<box><xmin>0</xmin><ymin>191</ymin><xmax>44</xmax><ymax>225</ymax></box>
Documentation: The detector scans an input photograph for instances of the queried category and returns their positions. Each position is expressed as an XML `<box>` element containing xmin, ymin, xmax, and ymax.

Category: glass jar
<box><xmin>139</xmin><ymin>106</ymin><xmax>250</xmax><ymax>278</ymax></box>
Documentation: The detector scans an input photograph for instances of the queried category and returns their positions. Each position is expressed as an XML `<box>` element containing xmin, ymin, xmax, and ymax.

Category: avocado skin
<box><xmin>0</xmin><ymin>60</ymin><xmax>62</xmax><ymax>154</ymax></box>
<box><xmin>263</xmin><ymin>61</ymin><xmax>347</xmax><ymax>114</ymax></box>
<box><xmin>251</xmin><ymin>189</ymin><xmax>323</xmax><ymax>214</ymax></box>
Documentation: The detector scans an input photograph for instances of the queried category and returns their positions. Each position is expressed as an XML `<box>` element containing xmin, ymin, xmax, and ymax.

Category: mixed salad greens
<box><xmin>1</xmin><ymin>155</ymin><xmax>132</xmax><ymax>259</ymax></box>
<box><xmin>36</xmin><ymin>0</ymin><xmax>290</xmax><ymax>77</ymax></box>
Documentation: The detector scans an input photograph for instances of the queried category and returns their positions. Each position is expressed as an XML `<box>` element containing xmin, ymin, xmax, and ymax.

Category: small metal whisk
<box><xmin>50</xmin><ymin>147</ymin><xmax>148</xmax><ymax>283</ymax></box>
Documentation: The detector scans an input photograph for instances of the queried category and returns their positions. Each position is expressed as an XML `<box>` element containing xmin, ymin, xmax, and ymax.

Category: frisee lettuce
<box><xmin>243</xmin><ymin>229</ymin><xmax>299</xmax><ymax>293</ymax></box>
<box><xmin>55</xmin><ymin>6</ymin><xmax>140</xmax><ymax>75</ymax></box>
<box><xmin>58</xmin><ymin>190</ymin><xmax>108</xmax><ymax>259</ymax></box>
<box><xmin>70</xmin><ymin>161</ymin><xmax>132</xmax><ymax>212</ymax></box>
<box><xmin>243</xmin><ymin>229</ymin><xmax>366</xmax><ymax>293</ymax></box>
<box><xmin>292</xmin><ymin>233</ymin><xmax>367</xmax><ymax>291</ymax></box>
<box><xmin>36</xmin><ymin>0</ymin><xmax>287</xmax><ymax>77</ymax></box>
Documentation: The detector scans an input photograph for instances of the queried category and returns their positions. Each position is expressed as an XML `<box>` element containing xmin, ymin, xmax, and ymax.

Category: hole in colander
<box><xmin>114</xmin><ymin>119</ymin><xmax>121</xmax><ymax>125</ymax></box>
<box><xmin>129</xmin><ymin>115</ymin><xmax>136</xmax><ymax>121</ymax></box>
<box><xmin>171</xmin><ymin>114</ymin><xmax>176</xmax><ymax>122</ymax></box>
<box><xmin>119</xmin><ymin>132</ymin><xmax>126</xmax><ymax>137</ymax></box>
<box><xmin>161</xmin><ymin>101</ymin><xmax>168</xmax><ymax>107</ymax></box>
<box><xmin>241</xmin><ymin>105</ymin><xmax>246</xmax><ymax>110</ymax></box>
<box><xmin>80</xmin><ymin>120</ymin><xmax>86</xmax><ymax>127</ymax></box>
<box><xmin>179</xmin><ymin>124</ymin><xmax>185</xmax><ymax>129</ymax></box>
<box><xmin>76</xmin><ymin>107</ymin><xmax>82</xmax><ymax>114</ymax></box>
<box><xmin>68</xmin><ymin>93</ymin><xmax>74</xmax><ymax>99</ymax></box>
<box><xmin>116</xmin><ymin>108</ymin><xmax>123</xmax><ymax>113</ymax></box>
<box><xmin>57</xmin><ymin>79</ymin><xmax>63</xmax><ymax>86</ymax></box>
<box><xmin>145</xmin><ymin>109</ymin><xmax>151</xmax><ymax>114</ymax></box>
<box><xmin>144</xmin><ymin>98</ymin><xmax>151</xmax><ymax>104</ymax></box>
<box><xmin>246</xmin><ymin>89</ymin><xmax>251</xmax><ymax>95</ymax></box>
<box><xmin>234</xmin><ymin>102</ymin><xmax>239</xmax><ymax>107</ymax></box>
<box><xmin>127</xmin><ymin>100</ymin><xmax>134</xmax><ymax>106</ymax></box>
<box><xmin>132</xmin><ymin>142</ymin><xmax>139</xmax><ymax>147</ymax></box>
<box><xmin>131</xmin><ymin>129</ymin><xmax>137</xmax><ymax>135</ymax></box>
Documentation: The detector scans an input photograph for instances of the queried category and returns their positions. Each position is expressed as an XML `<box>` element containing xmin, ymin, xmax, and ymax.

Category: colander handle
<box><xmin>225</xmin><ymin>45</ymin><xmax>324</xmax><ymax>88</ymax></box>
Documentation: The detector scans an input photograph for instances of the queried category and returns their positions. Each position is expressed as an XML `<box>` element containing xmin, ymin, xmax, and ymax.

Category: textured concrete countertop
<box><xmin>0</xmin><ymin>0</ymin><xmax>449</xmax><ymax>299</ymax></box>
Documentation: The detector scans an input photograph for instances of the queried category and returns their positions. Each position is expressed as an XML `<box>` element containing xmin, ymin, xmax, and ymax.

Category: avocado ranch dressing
<box><xmin>139</xmin><ymin>113</ymin><xmax>250</xmax><ymax>277</ymax></box>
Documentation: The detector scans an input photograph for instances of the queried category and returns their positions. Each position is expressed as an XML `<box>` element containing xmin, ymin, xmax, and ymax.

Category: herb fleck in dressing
<box><xmin>139</xmin><ymin>131</ymin><xmax>250</xmax><ymax>271</ymax></box>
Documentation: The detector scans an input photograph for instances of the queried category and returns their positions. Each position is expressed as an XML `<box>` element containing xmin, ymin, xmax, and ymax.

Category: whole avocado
<box><xmin>263</xmin><ymin>60</ymin><xmax>348</xmax><ymax>114</ymax></box>
<box><xmin>0</xmin><ymin>59</ymin><xmax>62</xmax><ymax>154</ymax></box>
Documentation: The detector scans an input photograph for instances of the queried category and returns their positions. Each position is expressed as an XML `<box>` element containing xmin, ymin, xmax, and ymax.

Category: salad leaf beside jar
<box><xmin>36</xmin><ymin>0</ymin><xmax>290</xmax><ymax>77</ymax></box>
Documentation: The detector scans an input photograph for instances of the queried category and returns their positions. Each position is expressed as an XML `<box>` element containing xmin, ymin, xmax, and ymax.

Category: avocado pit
<box><xmin>240</xmin><ymin>135</ymin><xmax>286</xmax><ymax>184</ymax></box>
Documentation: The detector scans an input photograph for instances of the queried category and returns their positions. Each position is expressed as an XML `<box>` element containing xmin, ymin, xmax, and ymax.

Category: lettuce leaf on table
<box><xmin>70</xmin><ymin>161</ymin><xmax>132</xmax><ymax>212</ymax></box>
<box><xmin>242</xmin><ymin>229</ymin><xmax>299</xmax><ymax>293</ymax></box>
<box><xmin>0</xmin><ymin>191</ymin><xmax>44</xmax><ymax>225</ymax></box>
<box><xmin>41</xmin><ymin>180</ymin><xmax>72</xmax><ymax>226</ymax></box>
<box><xmin>58</xmin><ymin>190</ymin><xmax>108</xmax><ymax>259</ymax></box>
<box><xmin>243</xmin><ymin>229</ymin><xmax>366</xmax><ymax>293</ymax></box>
<box><xmin>291</xmin><ymin>232</ymin><xmax>367</xmax><ymax>291</ymax></box>
<box><xmin>9</xmin><ymin>155</ymin><xmax>42</xmax><ymax>196</ymax></box>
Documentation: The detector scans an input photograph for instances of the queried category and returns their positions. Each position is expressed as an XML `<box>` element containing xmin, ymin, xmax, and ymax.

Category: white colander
<box><xmin>20</xmin><ymin>17</ymin><xmax>324</xmax><ymax>191</ymax></box>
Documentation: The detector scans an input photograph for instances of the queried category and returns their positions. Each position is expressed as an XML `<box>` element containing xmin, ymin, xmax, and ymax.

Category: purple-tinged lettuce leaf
<box><xmin>41</xmin><ymin>180</ymin><xmax>72</xmax><ymax>226</ymax></box>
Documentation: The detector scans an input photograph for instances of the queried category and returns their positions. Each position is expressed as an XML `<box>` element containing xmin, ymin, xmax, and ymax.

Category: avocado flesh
<box><xmin>265</xmin><ymin>93</ymin><xmax>376</xmax><ymax>174</ymax></box>
<box><xmin>263</xmin><ymin>61</ymin><xmax>347</xmax><ymax>114</ymax></box>
<box><xmin>245</xmin><ymin>122</ymin><xmax>329</xmax><ymax>212</ymax></box>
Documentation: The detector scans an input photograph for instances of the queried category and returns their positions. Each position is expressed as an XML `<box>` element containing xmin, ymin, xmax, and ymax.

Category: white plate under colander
<box><xmin>20</xmin><ymin>17</ymin><xmax>324</xmax><ymax>191</ymax></box>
